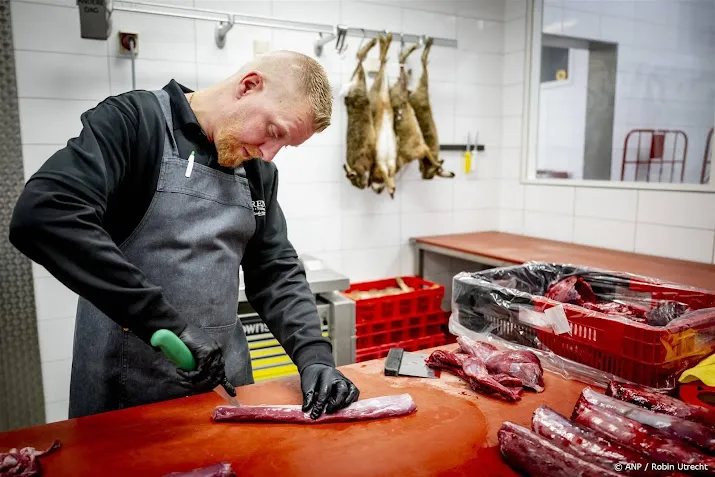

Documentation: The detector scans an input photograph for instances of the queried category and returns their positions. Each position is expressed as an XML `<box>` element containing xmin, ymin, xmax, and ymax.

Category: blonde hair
<box><xmin>237</xmin><ymin>50</ymin><xmax>333</xmax><ymax>132</ymax></box>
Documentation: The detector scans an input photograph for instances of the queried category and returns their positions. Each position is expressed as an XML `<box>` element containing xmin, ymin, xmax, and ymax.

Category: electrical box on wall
<box><xmin>118</xmin><ymin>32</ymin><xmax>139</xmax><ymax>55</ymax></box>
<box><xmin>77</xmin><ymin>0</ymin><xmax>112</xmax><ymax>40</ymax></box>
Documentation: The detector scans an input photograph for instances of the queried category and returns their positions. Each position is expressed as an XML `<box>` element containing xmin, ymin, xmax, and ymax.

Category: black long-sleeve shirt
<box><xmin>8</xmin><ymin>79</ymin><xmax>335</xmax><ymax>373</ymax></box>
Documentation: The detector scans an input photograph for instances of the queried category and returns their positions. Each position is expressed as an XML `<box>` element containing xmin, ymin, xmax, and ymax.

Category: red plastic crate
<box><xmin>343</xmin><ymin>276</ymin><xmax>445</xmax><ymax>324</ymax></box>
<box><xmin>355</xmin><ymin>334</ymin><xmax>450</xmax><ymax>363</ymax></box>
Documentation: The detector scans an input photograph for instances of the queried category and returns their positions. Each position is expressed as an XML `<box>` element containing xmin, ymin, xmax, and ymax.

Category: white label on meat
<box><xmin>518</xmin><ymin>307</ymin><xmax>549</xmax><ymax>328</ymax></box>
<box><xmin>545</xmin><ymin>304</ymin><xmax>572</xmax><ymax>335</ymax></box>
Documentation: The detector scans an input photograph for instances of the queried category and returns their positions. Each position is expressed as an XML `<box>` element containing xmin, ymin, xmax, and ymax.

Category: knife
<box><xmin>150</xmin><ymin>329</ymin><xmax>242</xmax><ymax>407</ymax></box>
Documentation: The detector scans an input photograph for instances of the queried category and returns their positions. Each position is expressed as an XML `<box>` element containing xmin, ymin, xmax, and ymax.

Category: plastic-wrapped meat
<box><xmin>212</xmin><ymin>394</ymin><xmax>416</xmax><ymax>423</ymax></box>
<box><xmin>572</xmin><ymin>398</ymin><xmax>715</xmax><ymax>473</ymax></box>
<box><xmin>645</xmin><ymin>302</ymin><xmax>691</xmax><ymax>326</ymax></box>
<box><xmin>498</xmin><ymin>421</ymin><xmax>621</xmax><ymax>477</ymax></box>
<box><xmin>457</xmin><ymin>336</ymin><xmax>545</xmax><ymax>392</ymax></box>
<box><xmin>163</xmin><ymin>463</ymin><xmax>235</xmax><ymax>477</ymax></box>
<box><xmin>581</xmin><ymin>302</ymin><xmax>648</xmax><ymax>322</ymax></box>
<box><xmin>607</xmin><ymin>380</ymin><xmax>715</xmax><ymax>428</ymax></box>
<box><xmin>545</xmin><ymin>276</ymin><xmax>597</xmax><ymax>305</ymax></box>
<box><xmin>425</xmin><ymin>350</ymin><xmax>523</xmax><ymax>401</ymax></box>
<box><xmin>531</xmin><ymin>405</ymin><xmax>680</xmax><ymax>476</ymax></box>
<box><xmin>578</xmin><ymin>387</ymin><xmax>715</xmax><ymax>454</ymax></box>
<box><xmin>0</xmin><ymin>440</ymin><xmax>60</xmax><ymax>477</ymax></box>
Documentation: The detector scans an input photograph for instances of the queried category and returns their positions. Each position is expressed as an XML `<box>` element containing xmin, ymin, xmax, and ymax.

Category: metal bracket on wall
<box><xmin>214</xmin><ymin>15</ymin><xmax>234</xmax><ymax>49</ymax></box>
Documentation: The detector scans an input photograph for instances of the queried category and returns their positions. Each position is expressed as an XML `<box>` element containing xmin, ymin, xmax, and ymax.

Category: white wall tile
<box><xmin>401</xmin><ymin>1</ymin><xmax>457</xmax><ymax>16</ymax></box>
<box><xmin>400</xmin><ymin>179</ymin><xmax>455</xmax><ymax>213</ymax></box>
<box><xmin>403</xmin><ymin>45</ymin><xmax>457</xmax><ymax>85</ymax></box>
<box><xmin>11</xmin><ymin>2</ymin><xmax>107</xmax><ymax>55</ymax></box>
<box><xmin>502</xmin><ymin>83</ymin><xmax>523</xmax><ymax>116</ymax></box>
<box><xmin>45</xmin><ymin>400</ymin><xmax>69</xmax><ymax>424</ymax></box>
<box><xmin>402</xmin><ymin>8</ymin><xmax>456</xmax><ymax>40</ymax></box>
<box><xmin>607</xmin><ymin>1</ymin><xmax>636</xmax><ymax>19</ymax></box>
<box><xmin>505</xmin><ymin>0</ymin><xmax>528</xmax><ymax>21</ymax></box>
<box><xmin>500</xmin><ymin>148</ymin><xmax>521</xmax><ymax>179</ymax></box>
<box><xmin>453</xmin><ymin>180</ymin><xmax>499</xmax><ymax>210</ymax></box>
<box><xmin>499</xmin><ymin>209</ymin><xmax>524</xmax><ymax>234</ymax></box>
<box><xmin>401</xmin><ymin>212</ymin><xmax>454</xmax><ymax>242</ymax></box>
<box><xmin>470</xmin><ymin>150</ymin><xmax>501</xmax><ymax>179</ymax></box>
<box><xmin>15</xmin><ymin>52</ymin><xmax>110</xmax><ymax>101</ymax></box>
<box><xmin>277</xmin><ymin>183</ymin><xmax>341</xmax><ymax>219</ymax></box>
<box><xmin>561</xmin><ymin>8</ymin><xmax>600</xmax><ymax>40</ymax></box>
<box><xmin>460</xmin><ymin>0</ymin><xmax>505</xmax><ymax>21</ymax></box>
<box><xmin>503</xmin><ymin>51</ymin><xmax>525</xmax><ymax>85</ymax></box>
<box><xmin>274</xmin><ymin>146</ymin><xmax>343</xmax><ymax>183</ymax></box>
<box><xmin>457</xmin><ymin>18</ymin><xmax>504</xmax><ymax>54</ymax></box>
<box><xmin>21</xmin><ymin>145</ymin><xmax>64</xmax><ymax>181</ymax></box>
<box><xmin>108</xmin><ymin>12</ymin><xmax>195</xmax><ymax>62</ymax></box>
<box><xmin>524</xmin><ymin>185</ymin><xmax>575</xmax><ymax>215</ymax></box>
<box><xmin>502</xmin><ymin>117</ymin><xmax>522</xmax><ymax>148</ymax></box>
<box><xmin>499</xmin><ymin>180</ymin><xmax>524</xmax><ymax>210</ymax></box>
<box><xmin>428</xmin><ymin>81</ymin><xmax>456</xmax><ymax>122</ymax></box>
<box><xmin>524</xmin><ymin>212</ymin><xmax>574</xmax><ymax>242</ymax></box>
<box><xmin>454</xmin><ymin>116</ymin><xmax>502</xmax><ymax>149</ymax></box>
<box><xmin>453</xmin><ymin>209</ymin><xmax>499</xmax><ymax>233</ymax></box>
<box><xmin>196</xmin><ymin>24</ymin><xmax>270</xmax><ymax>67</ymax></box>
<box><xmin>42</xmin><ymin>359</ymin><xmax>72</xmax><ymax>403</ymax></box>
<box><xmin>109</xmin><ymin>58</ymin><xmax>198</xmax><ymax>95</ymax></box>
<box><xmin>38</xmin><ymin>317</ymin><xmax>75</xmax><ymax>363</ymax></box>
<box><xmin>33</xmin><ymin>276</ymin><xmax>78</xmax><ymax>321</ymax></box>
<box><xmin>13</xmin><ymin>0</ymin><xmax>74</xmax><ymax>6</ymax></box>
<box><xmin>197</xmin><ymin>64</ymin><xmax>240</xmax><ymax>90</ymax></box>
<box><xmin>600</xmin><ymin>15</ymin><xmax>634</xmax><ymax>45</ymax></box>
<box><xmin>18</xmin><ymin>99</ymin><xmax>100</xmax><ymax>145</ymax></box>
<box><xmin>309</xmin><ymin>251</ymin><xmax>343</xmax><ymax>272</ymax></box>
<box><xmin>504</xmin><ymin>17</ymin><xmax>526</xmax><ymax>53</ymax></box>
<box><xmin>286</xmin><ymin>216</ymin><xmax>342</xmax><ymax>253</ymax></box>
<box><xmin>573</xmin><ymin>217</ymin><xmax>636</xmax><ymax>252</ymax></box>
<box><xmin>574</xmin><ymin>187</ymin><xmax>638</xmax><ymax>221</ymax></box>
<box><xmin>271</xmin><ymin>29</ymin><xmax>341</xmax><ymax>75</ymax></box>
<box><xmin>341</xmin><ymin>214</ymin><xmax>401</xmax><ymax>249</ymax></box>
<box><xmin>272</xmin><ymin>0</ymin><xmax>339</xmax><ymax>24</ymax></box>
<box><xmin>455</xmin><ymin>84</ymin><xmax>501</xmax><ymax>117</ymax></box>
<box><xmin>339</xmin><ymin>181</ymin><xmax>402</xmax><ymax>216</ymax></box>
<box><xmin>637</xmin><ymin>191</ymin><xmax>715</xmax><ymax>230</ymax></box>
<box><xmin>341</xmin><ymin>246</ymin><xmax>403</xmax><ymax>283</ymax></box>
<box><xmin>635</xmin><ymin>224</ymin><xmax>715</xmax><ymax>263</ymax></box>
<box><xmin>456</xmin><ymin>52</ymin><xmax>503</xmax><ymax>86</ymax></box>
<box><xmin>340</xmin><ymin>1</ymin><xmax>401</xmax><ymax>33</ymax></box>
<box><xmin>562</xmin><ymin>1</ymin><xmax>602</xmax><ymax>14</ymax></box>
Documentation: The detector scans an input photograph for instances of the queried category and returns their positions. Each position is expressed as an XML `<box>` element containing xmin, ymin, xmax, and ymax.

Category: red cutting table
<box><xmin>0</xmin><ymin>345</ymin><xmax>590</xmax><ymax>477</ymax></box>
<box><xmin>411</xmin><ymin>231</ymin><xmax>715</xmax><ymax>292</ymax></box>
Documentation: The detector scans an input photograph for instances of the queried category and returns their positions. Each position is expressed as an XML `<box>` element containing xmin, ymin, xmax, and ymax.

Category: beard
<box><xmin>215</xmin><ymin>127</ymin><xmax>262</xmax><ymax>168</ymax></box>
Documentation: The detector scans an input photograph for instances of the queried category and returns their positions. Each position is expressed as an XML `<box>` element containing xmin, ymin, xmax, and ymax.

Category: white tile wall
<box><xmin>11</xmin><ymin>0</ymin><xmax>507</xmax><ymax>423</ymax></box>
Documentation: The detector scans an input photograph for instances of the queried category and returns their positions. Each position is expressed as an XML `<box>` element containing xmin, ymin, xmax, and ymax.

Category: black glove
<box><xmin>300</xmin><ymin>364</ymin><xmax>359</xmax><ymax>420</ymax></box>
<box><xmin>175</xmin><ymin>323</ymin><xmax>236</xmax><ymax>398</ymax></box>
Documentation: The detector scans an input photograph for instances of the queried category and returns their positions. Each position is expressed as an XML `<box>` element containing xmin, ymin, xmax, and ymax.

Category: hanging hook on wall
<box><xmin>335</xmin><ymin>25</ymin><xmax>349</xmax><ymax>54</ymax></box>
<box><xmin>214</xmin><ymin>14</ymin><xmax>234</xmax><ymax>49</ymax></box>
<box><xmin>357</xmin><ymin>28</ymin><xmax>366</xmax><ymax>50</ymax></box>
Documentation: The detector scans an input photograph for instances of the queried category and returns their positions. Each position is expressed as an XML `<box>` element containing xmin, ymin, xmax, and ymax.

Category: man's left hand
<box><xmin>300</xmin><ymin>364</ymin><xmax>360</xmax><ymax>420</ymax></box>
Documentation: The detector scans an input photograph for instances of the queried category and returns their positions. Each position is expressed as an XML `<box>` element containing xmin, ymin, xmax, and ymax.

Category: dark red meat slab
<box><xmin>546</xmin><ymin>276</ymin><xmax>597</xmax><ymax>305</ymax></box>
<box><xmin>532</xmin><ymin>405</ymin><xmax>682</xmax><ymax>476</ymax></box>
<box><xmin>0</xmin><ymin>440</ymin><xmax>60</xmax><ymax>477</ymax></box>
<box><xmin>425</xmin><ymin>350</ymin><xmax>523</xmax><ymax>402</ymax></box>
<box><xmin>579</xmin><ymin>387</ymin><xmax>715</xmax><ymax>454</ymax></box>
<box><xmin>457</xmin><ymin>336</ymin><xmax>545</xmax><ymax>392</ymax></box>
<box><xmin>498</xmin><ymin>421</ymin><xmax>621</xmax><ymax>477</ymax></box>
<box><xmin>572</xmin><ymin>398</ymin><xmax>715</xmax><ymax>474</ymax></box>
<box><xmin>212</xmin><ymin>394</ymin><xmax>416</xmax><ymax>423</ymax></box>
<box><xmin>163</xmin><ymin>463</ymin><xmax>235</xmax><ymax>477</ymax></box>
<box><xmin>607</xmin><ymin>381</ymin><xmax>715</xmax><ymax>428</ymax></box>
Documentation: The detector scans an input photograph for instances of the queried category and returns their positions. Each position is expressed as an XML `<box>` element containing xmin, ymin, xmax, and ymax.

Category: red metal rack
<box><xmin>620</xmin><ymin>129</ymin><xmax>688</xmax><ymax>183</ymax></box>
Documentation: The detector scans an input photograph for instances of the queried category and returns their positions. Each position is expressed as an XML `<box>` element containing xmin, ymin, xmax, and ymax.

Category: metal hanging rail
<box><xmin>110</xmin><ymin>0</ymin><xmax>458</xmax><ymax>54</ymax></box>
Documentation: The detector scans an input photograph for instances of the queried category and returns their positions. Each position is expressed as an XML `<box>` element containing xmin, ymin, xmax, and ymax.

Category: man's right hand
<box><xmin>175</xmin><ymin>323</ymin><xmax>235</xmax><ymax>397</ymax></box>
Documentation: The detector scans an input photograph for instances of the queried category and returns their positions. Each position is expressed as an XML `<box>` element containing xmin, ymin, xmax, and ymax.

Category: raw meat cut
<box><xmin>607</xmin><ymin>380</ymin><xmax>715</xmax><ymax>428</ymax></box>
<box><xmin>572</xmin><ymin>398</ymin><xmax>715</xmax><ymax>473</ymax></box>
<box><xmin>1</xmin><ymin>440</ymin><xmax>60</xmax><ymax>477</ymax></box>
<box><xmin>163</xmin><ymin>463</ymin><xmax>235</xmax><ymax>477</ymax></box>
<box><xmin>212</xmin><ymin>394</ymin><xmax>416</xmax><ymax>423</ymax></box>
<box><xmin>498</xmin><ymin>421</ymin><xmax>621</xmax><ymax>477</ymax></box>
<box><xmin>578</xmin><ymin>387</ymin><xmax>715</xmax><ymax>454</ymax></box>
<box><xmin>457</xmin><ymin>336</ymin><xmax>545</xmax><ymax>392</ymax></box>
<box><xmin>546</xmin><ymin>276</ymin><xmax>597</xmax><ymax>305</ymax></box>
<box><xmin>425</xmin><ymin>350</ymin><xmax>523</xmax><ymax>402</ymax></box>
<box><xmin>544</xmin><ymin>277</ymin><xmax>690</xmax><ymax>326</ymax></box>
<box><xmin>531</xmin><ymin>405</ymin><xmax>682</xmax><ymax>476</ymax></box>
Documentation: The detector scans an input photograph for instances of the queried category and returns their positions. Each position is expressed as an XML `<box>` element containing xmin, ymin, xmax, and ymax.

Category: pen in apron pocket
<box><xmin>185</xmin><ymin>151</ymin><xmax>195</xmax><ymax>178</ymax></box>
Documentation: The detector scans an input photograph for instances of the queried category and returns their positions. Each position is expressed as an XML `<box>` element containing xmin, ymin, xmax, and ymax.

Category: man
<box><xmin>9</xmin><ymin>50</ymin><xmax>359</xmax><ymax>420</ymax></box>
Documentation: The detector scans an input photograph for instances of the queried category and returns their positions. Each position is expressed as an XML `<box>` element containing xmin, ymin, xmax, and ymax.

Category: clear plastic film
<box><xmin>448</xmin><ymin>262</ymin><xmax>715</xmax><ymax>391</ymax></box>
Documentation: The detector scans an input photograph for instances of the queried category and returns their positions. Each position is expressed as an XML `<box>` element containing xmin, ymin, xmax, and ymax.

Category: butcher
<box><xmin>9</xmin><ymin>50</ymin><xmax>359</xmax><ymax>420</ymax></box>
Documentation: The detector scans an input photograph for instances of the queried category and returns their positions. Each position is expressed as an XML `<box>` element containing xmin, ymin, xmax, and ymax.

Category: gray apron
<box><xmin>68</xmin><ymin>89</ymin><xmax>256</xmax><ymax>419</ymax></box>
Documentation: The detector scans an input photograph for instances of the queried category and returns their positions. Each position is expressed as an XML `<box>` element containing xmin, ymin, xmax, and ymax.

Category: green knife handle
<box><xmin>150</xmin><ymin>329</ymin><xmax>197</xmax><ymax>371</ymax></box>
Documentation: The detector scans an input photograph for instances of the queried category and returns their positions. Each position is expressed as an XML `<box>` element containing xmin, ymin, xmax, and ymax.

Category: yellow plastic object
<box><xmin>464</xmin><ymin>150</ymin><xmax>472</xmax><ymax>174</ymax></box>
<box><xmin>679</xmin><ymin>353</ymin><xmax>715</xmax><ymax>386</ymax></box>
